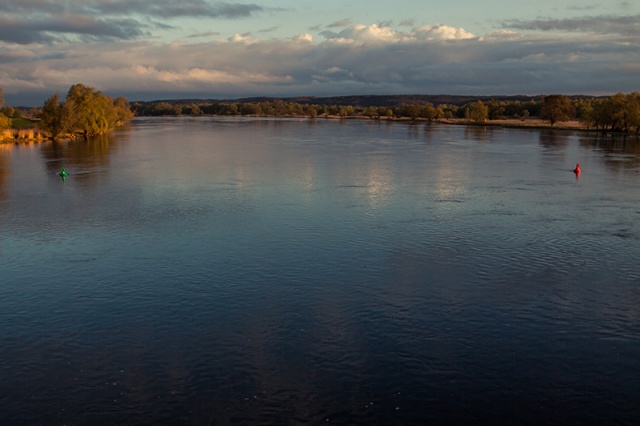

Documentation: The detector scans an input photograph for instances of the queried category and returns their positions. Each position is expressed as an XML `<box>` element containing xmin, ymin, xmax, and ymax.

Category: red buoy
<box><xmin>573</xmin><ymin>163</ymin><xmax>581</xmax><ymax>174</ymax></box>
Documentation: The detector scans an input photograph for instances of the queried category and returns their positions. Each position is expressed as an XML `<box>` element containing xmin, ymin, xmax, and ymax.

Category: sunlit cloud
<box><xmin>1</xmin><ymin>0</ymin><xmax>639</xmax><ymax>105</ymax></box>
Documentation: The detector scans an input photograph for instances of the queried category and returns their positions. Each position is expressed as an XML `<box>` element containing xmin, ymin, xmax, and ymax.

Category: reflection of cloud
<box><xmin>431</xmin><ymin>150</ymin><xmax>470</xmax><ymax>204</ymax></box>
<box><xmin>365</xmin><ymin>164</ymin><xmax>394</xmax><ymax>209</ymax></box>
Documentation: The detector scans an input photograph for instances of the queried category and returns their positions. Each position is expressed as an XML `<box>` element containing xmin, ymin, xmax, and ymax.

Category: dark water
<box><xmin>1</xmin><ymin>117</ymin><xmax>639</xmax><ymax>425</ymax></box>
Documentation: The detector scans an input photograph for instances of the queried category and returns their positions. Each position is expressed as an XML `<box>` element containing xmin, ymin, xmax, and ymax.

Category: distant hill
<box><xmin>133</xmin><ymin>94</ymin><xmax>553</xmax><ymax>107</ymax></box>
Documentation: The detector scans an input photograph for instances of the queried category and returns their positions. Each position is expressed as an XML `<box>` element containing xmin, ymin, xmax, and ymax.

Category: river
<box><xmin>1</xmin><ymin>117</ymin><xmax>639</xmax><ymax>425</ymax></box>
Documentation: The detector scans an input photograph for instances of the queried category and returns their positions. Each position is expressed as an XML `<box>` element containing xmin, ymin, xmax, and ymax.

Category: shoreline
<box><xmin>1</xmin><ymin>116</ymin><xmax>634</xmax><ymax>144</ymax></box>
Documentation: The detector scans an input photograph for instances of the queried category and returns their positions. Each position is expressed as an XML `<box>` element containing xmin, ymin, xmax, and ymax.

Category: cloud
<box><xmin>1</xmin><ymin>21</ymin><xmax>639</xmax><ymax>105</ymax></box>
<box><xmin>258</xmin><ymin>26</ymin><xmax>279</xmax><ymax>34</ymax></box>
<box><xmin>0</xmin><ymin>0</ymin><xmax>266</xmax><ymax>19</ymax></box>
<box><xmin>503</xmin><ymin>14</ymin><xmax>640</xmax><ymax>36</ymax></box>
<box><xmin>327</xmin><ymin>19</ymin><xmax>352</xmax><ymax>28</ymax></box>
<box><xmin>319</xmin><ymin>24</ymin><xmax>476</xmax><ymax>45</ymax></box>
<box><xmin>187</xmin><ymin>30</ymin><xmax>222</xmax><ymax>39</ymax></box>
<box><xmin>0</xmin><ymin>0</ymin><xmax>269</xmax><ymax>44</ymax></box>
<box><xmin>0</xmin><ymin>15</ymin><xmax>149</xmax><ymax>44</ymax></box>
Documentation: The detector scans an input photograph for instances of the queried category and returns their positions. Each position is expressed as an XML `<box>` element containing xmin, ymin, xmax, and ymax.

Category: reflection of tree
<box><xmin>580</xmin><ymin>135</ymin><xmax>640</xmax><ymax>171</ymax></box>
<box><xmin>39</xmin><ymin>134</ymin><xmax>120</xmax><ymax>184</ymax></box>
<box><xmin>464</xmin><ymin>125</ymin><xmax>489</xmax><ymax>142</ymax></box>
<box><xmin>0</xmin><ymin>148</ymin><xmax>9</xmax><ymax>202</ymax></box>
<box><xmin>538</xmin><ymin>129</ymin><xmax>570</xmax><ymax>149</ymax></box>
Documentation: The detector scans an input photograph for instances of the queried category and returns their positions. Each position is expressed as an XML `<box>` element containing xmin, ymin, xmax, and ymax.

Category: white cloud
<box><xmin>1</xmin><ymin>20</ymin><xmax>639</xmax><ymax>105</ymax></box>
<box><xmin>412</xmin><ymin>24</ymin><xmax>476</xmax><ymax>41</ymax></box>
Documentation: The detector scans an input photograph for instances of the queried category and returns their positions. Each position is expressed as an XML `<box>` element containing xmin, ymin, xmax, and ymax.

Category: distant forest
<box><xmin>132</xmin><ymin>94</ymin><xmax>545</xmax><ymax>118</ymax></box>
<box><xmin>131</xmin><ymin>93</ymin><xmax>640</xmax><ymax>134</ymax></box>
<box><xmin>3</xmin><ymin>91</ymin><xmax>640</xmax><ymax>139</ymax></box>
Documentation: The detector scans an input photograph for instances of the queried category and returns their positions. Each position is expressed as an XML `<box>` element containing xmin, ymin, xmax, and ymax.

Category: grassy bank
<box><xmin>0</xmin><ymin>117</ymin><xmax>48</xmax><ymax>143</ymax></box>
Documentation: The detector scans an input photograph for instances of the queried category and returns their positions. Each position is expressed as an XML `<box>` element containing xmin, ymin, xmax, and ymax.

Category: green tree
<box><xmin>65</xmin><ymin>83</ymin><xmax>118</xmax><ymax>137</ymax></box>
<box><xmin>626</xmin><ymin>93</ymin><xmax>640</xmax><ymax>134</ymax></box>
<box><xmin>338</xmin><ymin>105</ymin><xmax>354</xmax><ymax>118</ymax></box>
<box><xmin>487</xmin><ymin>100</ymin><xmax>506</xmax><ymax>120</ymax></box>
<box><xmin>420</xmin><ymin>104</ymin><xmax>437</xmax><ymax>121</ymax></box>
<box><xmin>113</xmin><ymin>96</ymin><xmax>135</xmax><ymax>123</ymax></box>
<box><xmin>541</xmin><ymin>94</ymin><xmax>574</xmax><ymax>126</ymax></box>
<box><xmin>39</xmin><ymin>84</ymin><xmax>133</xmax><ymax>138</ymax></box>
<box><xmin>0</xmin><ymin>87</ymin><xmax>8</xmax><ymax>130</ymax></box>
<box><xmin>363</xmin><ymin>106</ymin><xmax>377</xmax><ymax>118</ymax></box>
<box><xmin>152</xmin><ymin>102</ymin><xmax>175</xmax><ymax>116</ymax></box>
<box><xmin>469</xmin><ymin>100</ymin><xmax>488</xmax><ymax>123</ymax></box>
<box><xmin>39</xmin><ymin>93</ymin><xmax>65</xmax><ymax>138</ymax></box>
<box><xmin>2</xmin><ymin>106</ymin><xmax>15</xmax><ymax>118</ymax></box>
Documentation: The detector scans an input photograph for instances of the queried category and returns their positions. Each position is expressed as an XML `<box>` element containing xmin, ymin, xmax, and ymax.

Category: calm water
<box><xmin>1</xmin><ymin>117</ymin><xmax>639</xmax><ymax>425</ymax></box>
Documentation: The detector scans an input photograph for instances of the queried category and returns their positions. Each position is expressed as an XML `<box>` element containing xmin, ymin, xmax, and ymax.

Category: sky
<box><xmin>1</xmin><ymin>0</ymin><xmax>639</xmax><ymax>106</ymax></box>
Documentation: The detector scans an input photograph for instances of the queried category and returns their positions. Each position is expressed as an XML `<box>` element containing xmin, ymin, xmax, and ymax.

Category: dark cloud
<box><xmin>327</xmin><ymin>19</ymin><xmax>352</xmax><ymax>28</ymax></box>
<box><xmin>0</xmin><ymin>15</ymin><xmax>148</xmax><ymax>44</ymax></box>
<box><xmin>0</xmin><ymin>0</ymin><xmax>265</xmax><ymax>19</ymax></box>
<box><xmin>134</xmin><ymin>1</ymin><xmax>264</xmax><ymax>19</ymax></box>
<box><xmin>567</xmin><ymin>4</ymin><xmax>599</xmax><ymax>11</ymax></box>
<box><xmin>258</xmin><ymin>26</ymin><xmax>279</xmax><ymax>34</ymax></box>
<box><xmin>503</xmin><ymin>14</ymin><xmax>640</xmax><ymax>36</ymax></box>
<box><xmin>187</xmin><ymin>30</ymin><xmax>222</xmax><ymax>38</ymax></box>
<box><xmin>0</xmin><ymin>0</ymin><xmax>267</xmax><ymax>44</ymax></box>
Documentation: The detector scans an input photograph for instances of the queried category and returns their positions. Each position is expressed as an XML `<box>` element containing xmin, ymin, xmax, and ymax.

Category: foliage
<box><xmin>0</xmin><ymin>113</ymin><xmax>10</xmax><ymax>130</ymax></box>
<box><xmin>39</xmin><ymin>93</ymin><xmax>65</xmax><ymax>138</ymax></box>
<box><xmin>579</xmin><ymin>93</ymin><xmax>640</xmax><ymax>133</ymax></box>
<box><xmin>541</xmin><ymin>94</ymin><xmax>574</xmax><ymax>126</ymax></box>
<box><xmin>38</xmin><ymin>84</ymin><xmax>134</xmax><ymax>139</ymax></box>
<box><xmin>464</xmin><ymin>100</ymin><xmax>489</xmax><ymax>123</ymax></box>
<box><xmin>130</xmin><ymin>93</ymin><xmax>640</xmax><ymax>133</ymax></box>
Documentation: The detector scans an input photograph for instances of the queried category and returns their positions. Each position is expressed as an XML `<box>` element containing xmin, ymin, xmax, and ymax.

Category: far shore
<box><xmin>0</xmin><ymin>115</ymin><xmax>630</xmax><ymax>145</ymax></box>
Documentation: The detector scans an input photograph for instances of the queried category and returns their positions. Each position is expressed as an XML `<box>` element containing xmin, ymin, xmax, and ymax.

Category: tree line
<box><xmin>130</xmin><ymin>93</ymin><xmax>640</xmax><ymax>133</ymax></box>
<box><xmin>130</xmin><ymin>98</ymin><xmax>540</xmax><ymax>122</ymax></box>
<box><xmin>2</xmin><ymin>87</ymin><xmax>640</xmax><ymax>137</ymax></box>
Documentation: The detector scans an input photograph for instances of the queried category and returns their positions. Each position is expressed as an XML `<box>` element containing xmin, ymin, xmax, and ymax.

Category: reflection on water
<box><xmin>1</xmin><ymin>118</ymin><xmax>639</xmax><ymax>425</ymax></box>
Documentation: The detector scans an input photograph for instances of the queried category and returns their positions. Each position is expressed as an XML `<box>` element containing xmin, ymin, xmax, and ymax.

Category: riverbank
<box><xmin>436</xmin><ymin>117</ymin><xmax>587</xmax><ymax>131</ymax></box>
<box><xmin>304</xmin><ymin>115</ymin><xmax>592</xmax><ymax>131</ymax></box>
<box><xmin>0</xmin><ymin>115</ymin><xmax>625</xmax><ymax>145</ymax></box>
<box><xmin>0</xmin><ymin>128</ymin><xmax>48</xmax><ymax>144</ymax></box>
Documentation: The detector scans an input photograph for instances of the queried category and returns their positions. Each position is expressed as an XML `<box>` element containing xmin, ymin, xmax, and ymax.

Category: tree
<box><xmin>541</xmin><ymin>94</ymin><xmax>574</xmax><ymax>126</ymax></box>
<box><xmin>363</xmin><ymin>106</ymin><xmax>378</xmax><ymax>118</ymax></box>
<box><xmin>487</xmin><ymin>100</ymin><xmax>506</xmax><ymax>120</ymax></box>
<box><xmin>38</xmin><ymin>84</ymin><xmax>133</xmax><ymax>139</ymax></box>
<box><xmin>420</xmin><ymin>104</ymin><xmax>437</xmax><ymax>121</ymax></box>
<box><xmin>39</xmin><ymin>93</ymin><xmax>65</xmax><ymax>138</ymax></box>
<box><xmin>469</xmin><ymin>100</ymin><xmax>488</xmax><ymax>123</ymax></box>
<box><xmin>0</xmin><ymin>87</ymin><xmax>8</xmax><ymax>131</ymax></box>
<box><xmin>65</xmin><ymin>83</ymin><xmax>119</xmax><ymax>137</ymax></box>
<box><xmin>2</xmin><ymin>106</ymin><xmax>15</xmax><ymax>118</ymax></box>
<box><xmin>113</xmin><ymin>96</ymin><xmax>135</xmax><ymax>123</ymax></box>
<box><xmin>626</xmin><ymin>92</ymin><xmax>640</xmax><ymax>134</ymax></box>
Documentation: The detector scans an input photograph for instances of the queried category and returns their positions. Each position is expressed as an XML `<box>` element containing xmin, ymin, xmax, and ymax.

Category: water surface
<box><xmin>1</xmin><ymin>118</ymin><xmax>639</xmax><ymax>425</ymax></box>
